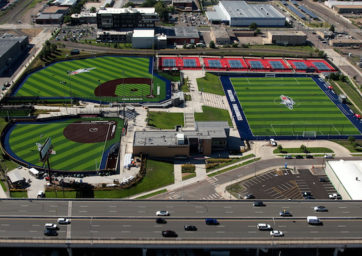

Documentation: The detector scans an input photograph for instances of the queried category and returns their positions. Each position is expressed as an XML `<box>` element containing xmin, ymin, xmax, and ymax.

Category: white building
<box><xmin>325</xmin><ymin>0</ymin><xmax>362</xmax><ymax>8</ymax></box>
<box><xmin>206</xmin><ymin>1</ymin><xmax>285</xmax><ymax>27</ymax></box>
<box><xmin>132</xmin><ymin>29</ymin><xmax>155</xmax><ymax>48</ymax></box>
<box><xmin>325</xmin><ymin>160</ymin><xmax>362</xmax><ymax>200</ymax></box>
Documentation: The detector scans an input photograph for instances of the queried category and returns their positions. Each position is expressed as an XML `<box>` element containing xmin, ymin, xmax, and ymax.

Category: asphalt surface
<box><xmin>1</xmin><ymin>200</ymin><xmax>362</xmax><ymax>241</ymax></box>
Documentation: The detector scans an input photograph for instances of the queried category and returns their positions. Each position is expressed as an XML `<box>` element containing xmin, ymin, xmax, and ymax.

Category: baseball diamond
<box><xmin>63</xmin><ymin>121</ymin><xmax>117</xmax><ymax>143</ymax></box>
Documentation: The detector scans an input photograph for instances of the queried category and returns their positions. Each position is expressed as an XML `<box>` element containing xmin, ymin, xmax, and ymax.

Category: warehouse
<box><xmin>165</xmin><ymin>26</ymin><xmax>200</xmax><ymax>45</ymax></box>
<box><xmin>97</xmin><ymin>7</ymin><xmax>159</xmax><ymax>29</ymax></box>
<box><xmin>210</xmin><ymin>26</ymin><xmax>230</xmax><ymax>45</ymax></box>
<box><xmin>172</xmin><ymin>0</ymin><xmax>193</xmax><ymax>10</ymax></box>
<box><xmin>325</xmin><ymin>0</ymin><xmax>362</xmax><ymax>13</ymax></box>
<box><xmin>132</xmin><ymin>29</ymin><xmax>155</xmax><ymax>48</ymax></box>
<box><xmin>329</xmin><ymin>39</ymin><xmax>362</xmax><ymax>47</ymax></box>
<box><xmin>206</xmin><ymin>1</ymin><xmax>285</xmax><ymax>27</ymax></box>
<box><xmin>0</xmin><ymin>36</ymin><xmax>29</xmax><ymax>75</ymax></box>
<box><xmin>267</xmin><ymin>31</ymin><xmax>307</xmax><ymax>46</ymax></box>
<box><xmin>325</xmin><ymin>160</ymin><xmax>362</xmax><ymax>200</ymax></box>
<box><xmin>71</xmin><ymin>12</ymin><xmax>97</xmax><ymax>24</ymax></box>
<box><xmin>35</xmin><ymin>13</ymin><xmax>64</xmax><ymax>24</ymax></box>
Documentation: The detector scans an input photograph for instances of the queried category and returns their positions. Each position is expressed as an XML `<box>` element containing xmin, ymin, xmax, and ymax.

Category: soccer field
<box><xmin>5</xmin><ymin>118</ymin><xmax>123</xmax><ymax>172</ymax></box>
<box><xmin>231</xmin><ymin>77</ymin><xmax>360</xmax><ymax>136</ymax></box>
<box><xmin>13</xmin><ymin>56</ymin><xmax>166</xmax><ymax>102</ymax></box>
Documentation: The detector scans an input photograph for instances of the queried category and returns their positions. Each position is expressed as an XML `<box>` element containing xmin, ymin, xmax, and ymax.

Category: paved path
<box><xmin>202</xmin><ymin>92</ymin><xmax>229</xmax><ymax>110</ymax></box>
<box><xmin>173</xmin><ymin>164</ymin><xmax>182</xmax><ymax>184</ymax></box>
<box><xmin>0</xmin><ymin>183</ymin><xmax>7</xmax><ymax>198</ymax></box>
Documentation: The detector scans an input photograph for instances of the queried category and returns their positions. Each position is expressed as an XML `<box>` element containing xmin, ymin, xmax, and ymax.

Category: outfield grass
<box><xmin>7</xmin><ymin>117</ymin><xmax>123</xmax><ymax>172</ymax></box>
<box><xmin>195</xmin><ymin>106</ymin><xmax>232</xmax><ymax>126</ymax></box>
<box><xmin>182</xmin><ymin>173</ymin><xmax>196</xmax><ymax>181</ymax></box>
<box><xmin>10</xmin><ymin>191</ymin><xmax>28</xmax><ymax>198</ymax></box>
<box><xmin>231</xmin><ymin>77</ymin><xmax>360</xmax><ymax>136</ymax></box>
<box><xmin>0</xmin><ymin>118</ymin><xmax>20</xmax><ymax>171</ymax></box>
<box><xmin>332</xmin><ymin>140</ymin><xmax>362</xmax><ymax>153</ymax></box>
<box><xmin>148</xmin><ymin>112</ymin><xmax>184</xmax><ymax>129</ymax></box>
<box><xmin>273</xmin><ymin>147</ymin><xmax>333</xmax><ymax>154</ymax></box>
<box><xmin>197</xmin><ymin>73</ymin><xmax>224</xmax><ymax>95</ymax></box>
<box><xmin>16</xmin><ymin>56</ymin><xmax>167</xmax><ymax>103</ymax></box>
<box><xmin>94</xmin><ymin>159</ymin><xmax>174</xmax><ymax>198</ymax></box>
<box><xmin>115</xmin><ymin>84</ymin><xmax>150</xmax><ymax>97</ymax></box>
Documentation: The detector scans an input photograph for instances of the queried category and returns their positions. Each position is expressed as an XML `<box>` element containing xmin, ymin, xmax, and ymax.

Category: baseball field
<box><xmin>231</xmin><ymin>77</ymin><xmax>360</xmax><ymax>136</ymax></box>
<box><xmin>6</xmin><ymin>117</ymin><xmax>123</xmax><ymax>172</ymax></box>
<box><xmin>13</xmin><ymin>56</ymin><xmax>167</xmax><ymax>102</ymax></box>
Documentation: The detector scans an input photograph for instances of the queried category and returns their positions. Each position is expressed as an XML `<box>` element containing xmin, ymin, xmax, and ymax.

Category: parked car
<box><xmin>57</xmin><ymin>218</ymin><xmax>71</xmax><ymax>224</ymax></box>
<box><xmin>270</xmin><ymin>230</ymin><xmax>284</xmax><ymax>237</ymax></box>
<box><xmin>329</xmin><ymin>193</ymin><xmax>341</xmax><ymax>200</ymax></box>
<box><xmin>184</xmin><ymin>225</ymin><xmax>197</xmax><ymax>231</ymax></box>
<box><xmin>319</xmin><ymin>177</ymin><xmax>328</xmax><ymax>182</ymax></box>
<box><xmin>205</xmin><ymin>218</ymin><xmax>219</xmax><ymax>225</ymax></box>
<box><xmin>156</xmin><ymin>218</ymin><xmax>167</xmax><ymax>224</ymax></box>
<box><xmin>324</xmin><ymin>154</ymin><xmax>333</xmax><ymax>159</ymax></box>
<box><xmin>306</xmin><ymin>155</ymin><xmax>314</xmax><ymax>159</ymax></box>
<box><xmin>279</xmin><ymin>210</ymin><xmax>292</xmax><ymax>217</ymax></box>
<box><xmin>156</xmin><ymin>210</ymin><xmax>170</xmax><ymax>216</ymax></box>
<box><xmin>284</xmin><ymin>155</ymin><xmax>292</xmax><ymax>159</ymax></box>
<box><xmin>162</xmin><ymin>230</ymin><xmax>177</xmax><ymax>237</ymax></box>
<box><xmin>296</xmin><ymin>155</ymin><xmax>303</xmax><ymax>159</ymax></box>
<box><xmin>302</xmin><ymin>192</ymin><xmax>312</xmax><ymax>197</ymax></box>
<box><xmin>253</xmin><ymin>201</ymin><xmax>265</xmax><ymax>207</ymax></box>
<box><xmin>243</xmin><ymin>194</ymin><xmax>255</xmax><ymax>199</ymax></box>
<box><xmin>314</xmin><ymin>206</ymin><xmax>328</xmax><ymax>212</ymax></box>
<box><xmin>257</xmin><ymin>223</ymin><xmax>272</xmax><ymax>231</ymax></box>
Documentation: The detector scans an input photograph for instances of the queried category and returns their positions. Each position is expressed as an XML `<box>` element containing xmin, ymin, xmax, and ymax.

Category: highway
<box><xmin>0</xmin><ymin>199</ymin><xmax>362</xmax><ymax>247</ymax></box>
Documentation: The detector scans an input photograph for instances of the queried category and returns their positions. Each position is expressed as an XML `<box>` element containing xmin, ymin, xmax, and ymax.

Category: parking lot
<box><xmin>230</xmin><ymin>168</ymin><xmax>337</xmax><ymax>200</ymax></box>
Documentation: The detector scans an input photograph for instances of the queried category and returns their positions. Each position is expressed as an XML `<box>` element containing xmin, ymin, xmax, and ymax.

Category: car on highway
<box><xmin>162</xmin><ymin>230</ymin><xmax>178</xmax><ymax>237</ymax></box>
<box><xmin>324</xmin><ymin>154</ymin><xmax>333</xmax><ymax>159</ymax></box>
<box><xmin>314</xmin><ymin>206</ymin><xmax>328</xmax><ymax>212</ymax></box>
<box><xmin>257</xmin><ymin>223</ymin><xmax>272</xmax><ymax>231</ymax></box>
<box><xmin>279</xmin><ymin>210</ymin><xmax>292</xmax><ymax>217</ymax></box>
<box><xmin>156</xmin><ymin>210</ymin><xmax>170</xmax><ymax>216</ymax></box>
<box><xmin>270</xmin><ymin>230</ymin><xmax>284</xmax><ymax>237</ymax></box>
<box><xmin>44</xmin><ymin>229</ymin><xmax>58</xmax><ymax>236</ymax></box>
<box><xmin>184</xmin><ymin>225</ymin><xmax>197</xmax><ymax>231</ymax></box>
<box><xmin>57</xmin><ymin>218</ymin><xmax>71</xmax><ymax>224</ymax></box>
<box><xmin>253</xmin><ymin>201</ymin><xmax>265</xmax><ymax>207</ymax></box>
<box><xmin>156</xmin><ymin>218</ymin><xmax>167</xmax><ymax>224</ymax></box>
<box><xmin>44</xmin><ymin>223</ymin><xmax>58</xmax><ymax>230</ymax></box>
<box><xmin>205</xmin><ymin>218</ymin><xmax>219</xmax><ymax>225</ymax></box>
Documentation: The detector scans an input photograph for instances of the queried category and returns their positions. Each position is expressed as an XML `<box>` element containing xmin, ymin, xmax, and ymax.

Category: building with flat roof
<box><xmin>165</xmin><ymin>26</ymin><xmax>200</xmax><ymax>44</ymax></box>
<box><xmin>329</xmin><ymin>39</ymin><xmax>362</xmax><ymax>47</ymax></box>
<box><xmin>325</xmin><ymin>160</ymin><xmax>362</xmax><ymax>200</ymax></box>
<box><xmin>325</xmin><ymin>0</ymin><xmax>362</xmax><ymax>8</ymax></box>
<box><xmin>97</xmin><ymin>30</ymin><xmax>132</xmax><ymax>42</ymax></box>
<box><xmin>71</xmin><ymin>12</ymin><xmax>97</xmax><ymax>24</ymax></box>
<box><xmin>267</xmin><ymin>31</ymin><xmax>307</xmax><ymax>46</ymax></box>
<box><xmin>206</xmin><ymin>1</ymin><xmax>285</xmax><ymax>27</ymax></box>
<box><xmin>96</xmin><ymin>7</ymin><xmax>159</xmax><ymax>29</ymax></box>
<box><xmin>133</xmin><ymin>122</ymin><xmax>230</xmax><ymax>157</ymax></box>
<box><xmin>210</xmin><ymin>26</ymin><xmax>230</xmax><ymax>45</ymax></box>
<box><xmin>35</xmin><ymin>13</ymin><xmax>64</xmax><ymax>24</ymax></box>
<box><xmin>52</xmin><ymin>0</ymin><xmax>77</xmax><ymax>7</ymax></box>
<box><xmin>0</xmin><ymin>35</ymin><xmax>28</xmax><ymax>75</ymax></box>
<box><xmin>172</xmin><ymin>0</ymin><xmax>192</xmax><ymax>9</ymax></box>
<box><xmin>333</xmin><ymin>5</ymin><xmax>362</xmax><ymax>14</ymax></box>
<box><xmin>132</xmin><ymin>29</ymin><xmax>155</xmax><ymax>48</ymax></box>
<box><xmin>42</xmin><ymin>6</ymin><xmax>69</xmax><ymax>14</ymax></box>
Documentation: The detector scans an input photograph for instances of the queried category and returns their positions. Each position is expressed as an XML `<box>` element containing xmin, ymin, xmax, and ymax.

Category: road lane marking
<box><xmin>121</xmin><ymin>231</ymin><xmax>130</xmax><ymax>233</ymax></box>
<box><xmin>343</xmin><ymin>211</ymin><xmax>350</xmax><ymax>214</ymax></box>
<box><xmin>279</xmin><ymin>225</ymin><xmax>286</xmax><ymax>228</ymax></box>
<box><xmin>109</xmin><ymin>205</ymin><xmax>117</xmax><ymax>208</ymax></box>
<box><xmin>341</xmin><ymin>231</ymin><xmax>350</xmax><ymax>233</ymax></box>
<box><xmin>309</xmin><ymin>231</ymin><xmax>319</xmax><ymax>233</ymax></box>
<box><xmin>223</xmin><ymin>206</ymin><xmax>232</xmax><ymax>209</ymax></box>
<box><xmin>248</xmin><ymin>231</ymin><xmax>256</xmax><ymax>234</ymax></box>
<box><xmin>137</xmin><ymin>206</ymin><xmax>146</xmax><ymax>208</ymax></box>
<box><xmin>255</xmin><ymin>211</ymin><xmax>264</xmax><ymax>214</ymax></box>
<box><xmin>338</xmin><ymin>225</ymin><xmax>346</xmax><ymax>228</ymax></box>
<box><xmin>90</xmin><ymin>230</ymin><xmax>98</xmax><ymax>233</ymax></box>
<box><xmin>216</xmin><ymin>231</ymin><xmax>225</xmax><ymax>234</ymax></box>
<box><xmin>137</xmin><ymin>211</ymin><xmax>145</xmax><ymax>214</ymax></box>
<box><xmin>108</xmin><ymin>210</ymin><xmax>117</xmax><ymax>213</ymax></box>
<box><xmin>122</xmin><ymin>225</ymin><xmax>131</xmax><ymax>227</ymax></box>
<box><xmin>79</xmin><ymin>210</ymin><xmax>88</xmax><ymax>213</ymax></box>
<box><xmin>29</xmin><ymin>230</ymin><xmax>37</xmax><ymax>233</ymax></box>
<box><xmin>339</xmin><ymin>207</ymin><xmax>347</xmax><ymax>209</ymax></box>
<box><xmin>67</xmin><ymin>201</ymin><xmax>72</xmax><ymax>240</ymax></box>
<box><xmin>1</xmin><ymin>224</ymin><xmax>9</xmax><ymax>227</ymax></box>
<box><xmin>248</xmin><ymin>225</ymin><xmax>255</xmax><ymax>228</ymax></box>
<box><xmin>80</xmin><ymin>205</ymin><xmax>88</xmax><ymax>208</ymax></box>
<box><xmin>48</xmin><ymin>210</ymin><xmax>56</xmax><ymax>213</ymax></box>
<box><xmin>225</xmin><ymin>211</ymin><xmax>233</xmax><ymax>214</ymax></box>
<box><xmin>32</xmin><ymin>224</ymin><xmax>40</xmax><ymax>227</ymax></box>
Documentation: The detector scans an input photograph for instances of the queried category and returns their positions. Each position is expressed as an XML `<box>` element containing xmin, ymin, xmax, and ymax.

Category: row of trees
<box><xmin>40</xmin><ymin>41</ymin><xmax>58</xmax><ymax>60</ymax></box>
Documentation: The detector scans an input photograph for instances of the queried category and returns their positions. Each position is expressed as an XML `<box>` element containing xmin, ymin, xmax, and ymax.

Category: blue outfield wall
<box><xmin>10</xmin><ymin>56</ymin><xmax>171</xmax><ymax>104</ymax></box>
<box><xmin>220</xmin><ymin>73</ymin><xmax>362</xmax><ymax>141</ymax></box>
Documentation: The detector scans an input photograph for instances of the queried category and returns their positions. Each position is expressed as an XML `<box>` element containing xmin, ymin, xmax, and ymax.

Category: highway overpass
<box><xmin>0</xmin><ymin>199</ymin><xmax>361</xmax><ymax>255</ymax></box>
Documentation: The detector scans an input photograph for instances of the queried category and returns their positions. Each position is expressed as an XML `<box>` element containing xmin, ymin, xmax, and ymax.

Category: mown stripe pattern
<box><xmin>14</xmin><ymin>57</ymin><xmax>166</xmax><ymax>102</ymax></box>
<box><xmin>8</xmin><ymin>118</ymin><xmax>123</xmax><ymax>172</ymax></box>
<box><xmin>115</xmin><ymin>84</ymin><xmax>150</xmax><ymax>97</ymax></box>
<box><xmin>231</xmin><ymin>77</ymin><xmax>359</xmax><ymax>136</ymax></box>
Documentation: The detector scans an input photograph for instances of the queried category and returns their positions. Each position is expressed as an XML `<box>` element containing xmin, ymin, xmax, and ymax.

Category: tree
<box><xmin>300</xmin><ymin>144</ymin><xmax>308</xmax><ymax>153</ymax></box>
<box><xmin>277</xmin><ymin>145</ymin><xmax>283</xmax><ymax>152</ymax></box>
<box><xmin>123</xmin><ymin>1</ymin><xmax>135</xmax><ymax>7</ymax></box>
<box><xmin>255</xmin><ymin>28</ymin><xmax>261</xmax><ymax>35</ymax></box>
<box><xmin>329</xmin><ymin>24</ymin><xmax>335</xmax><ymax>33</ymax></box>
<box><xmin>249</xmin><ymin>22</ymin><xmax>257</xmax><ymax>30</ymax></box>
<box><xmin>209</xmin><ymin>40</ymin><xmax>215</xmax><ymax>48</ymax></box>
<box><xmin>90</xmin><ymin>7</ymin><xmax>96</xmax><ymax>13</ymax></box>
<box><xmin>155</xmin><ymin>1</ymin><xmax>169</xmax><ymax>21</ymax></box>
<box><xmin>348</xmin><ymin>136</ymin><xmax>355</xmax><ymax>144</ymax></box>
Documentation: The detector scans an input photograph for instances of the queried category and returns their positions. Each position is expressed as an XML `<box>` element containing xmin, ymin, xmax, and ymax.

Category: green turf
<box><xmin>231</xmin><ymin>77</ymin><xmax>360</xmax><ymax>136</ymax></box>
<box><xmin>148</xmin><ymin>112</ymin><xmax>184</xmax><ymax>129</ymax></box>
<box><xmin>115</xmin><ymin>84</ymin><xmax>150</xmax><ymax>97</ymax></box>
<box><xmin>10</xmin><ymin>191</ymin><xmax>28</xmax><ymax>198</ymax></box>
<box><xmin>197</xmin><ymin>73</ymin><xmax>225</xmax><ymax>95</ymax></box>
<box><xmin>7</xmin><ymin>118</ymin><xmax>123</xmax><ymax>172</ymax></box>
<box><xmin>195</xmin><ymin>106</ymin><xmax>232</xmax><ymax>126</ymax></box>
<box><xmin>273</xmin><ymin>147</ymin><xmax>333</xmax><ymax>154</ymax></box>
<box><xmin>15</xmin><ymin>56</ymin><xmax>166</xmax><ymax>102</ymax></box>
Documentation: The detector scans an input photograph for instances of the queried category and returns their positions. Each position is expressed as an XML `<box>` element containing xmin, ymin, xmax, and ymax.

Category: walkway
<box><xmin>202</xmin><ymin>92</ymin><xmax>229</xmax><ymax>110</ymax></box>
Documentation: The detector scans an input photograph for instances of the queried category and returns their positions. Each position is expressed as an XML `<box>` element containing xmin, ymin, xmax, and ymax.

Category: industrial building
<box><xmin>35</xmin><ymin>13</ymin><xmax>64</xmax><ymax>24</ymax></box>
<box><xmin>325</xmin><ymin>160</ymin><xmax>362</xmax><ymax>200</ymax></box>
<box><xmin>52</xmin><ymin>0</ymin><xmax>78</xmax><ymax>7</ymax></box>
<box><xmin>133</xmin><ymin>122</ymin><xmax>230</xmax><ymax>158</ymax></box>
<box><xmin>42</xmin><ymin>6</ymin><xmax>69</xmax><ymax>14</ymax></box>
<box><xmin>329</xmin><ymin>39</ymin><xmax>362</xmax><ymax>47</ymax></box>
<box><xmin>132</xmin><ymin>29</ymin><xmax>155</xmax><ymax>48</ymax></box>
<box><xmin>96</xmin><ymin>7</ymin><xmax>159</xmax><ymax>29</ymax></box>
<box><xmin>267</xmin><ymin>31</ymin><xmax>307</xmax><ymax>46</ymax></box>
<box><xmin>97</xmin><ymin>30</ymin><xmax>132</xmax><ymax>42</ymax></box>
<box><xmin>71</xmin><ymin>12</ymin><xmax>97</xmax><ymax>24</ymax></box>
<box><xmin>206</xmin><ymin>1</ymin><xmax>285</xmax><ymax>27</ymax></box>
<box><xmin>172</xmin><ymin>0</ymin><xmax>193</xmax><ymax>10</ymax></box>
<box><xmin>0</xmin><ymin>35</ymin><xmax>29</xmax><ymax>75</ymax></box>
<box><xmin>210</xmin><ymin>26</ymin><xmax>230</xmax><ymax>45</ymax></box>
<box><xmin>325</xmin><ymin>0</ymin><xmax>362</xmax><ymax>13</ymax></box>
<box><xmin>165</xmin><ymin>26</ymin><xmax>200</xmax><ymax>45</ymax></box>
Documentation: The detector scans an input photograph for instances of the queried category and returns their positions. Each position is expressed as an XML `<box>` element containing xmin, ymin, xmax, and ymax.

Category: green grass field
<box><xmin>115</xmin><ymin>84</ymin><xmax>150</xmax><ymax>97</ymax></box>
<box><xmin>14</xmin><ymin>56</ymin><xmax>166</xmax><ymax>102</ymax></box>
<box><xmin>148</xmin><ymin>112</ymin><xmax>184</xmax><ymax>129</ymax></box>
<box><xmin>195</xmin><ymin>106</ymin><xmax>233</xmax><ymax>126</ymax></box>
<box><xmin>7</xmin><ymin>118</ymin><xmax>123</xmax><ymax>172</ymax></box>
<box><xmin>231</xmin><ymin>77</ymin><xmax>360</xmax><ymax>136</ymax></box>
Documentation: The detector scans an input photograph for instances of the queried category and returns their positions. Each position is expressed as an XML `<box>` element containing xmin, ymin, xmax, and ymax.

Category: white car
<box><xmin>57</xmin><ymin>218</ymin><xmax>71</xmax><ymax>224</ymax></box>
<box><xmin>257</xmin><ymin>223</ymin><xmax>272</xmax><ymax>231</ymax></box>
<box><xmin>44</xmin><ymin>223</ymin><xmax>58</xmax><ymax>230</ymax></box>
<box><xmin>156</xmin><ymin>210</ymin><xmax>170</xmax><ymax>216</ymax></box>
<box><xmin>329</xmin><ymin>193</ymin><xmax>341</xmax><ymax>200</ymax></box>
<box><xmin>270</xmin><ymin>230</ymin><xmax>284</xmax><ymax>237</ymax></box>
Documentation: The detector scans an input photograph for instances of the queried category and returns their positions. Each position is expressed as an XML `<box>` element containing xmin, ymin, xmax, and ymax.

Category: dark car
<box><xmin>284</xmin><ymin>155</ymin><xmax>292</xmax><ymax>159</ymax></box>
<box><xmin>253</xmin><ymin>201</ymin><xmax>265</xmax><ymax>207</ymax></box>
<box><xmin>44</xmin><ymin>229</ymin><xmax>58</xmax><ymax>236</ymax></box>
<box><xmin>184</xmin><ymin>225</ymin><xmax>197</xmax><ymax>231</ymax></box>
<box><xmin>279</xmin><ymin>210</ymin><xmax>292</xmax><ymax>217</ymax></box>
<box><xmin>243</xmin><ymin>194</ymin><xmax>255</xmax><ymax>199</ymax></box>
<box><xmin>306</xmin><ymin>155</ymin><xmax>314</xmax><ymax>159</ymax></box>
<box><xmin>296</xmin><ymin>155</ymin><xmax>303</xmax><ymax>159</ymax></box>
<box><xmin>319</xmin><ymin>177</ymin><xmax>328</xmax><ymax>182</ymax></box>
<box><xmin>156</xmin><ymin>218</ymin><xmax>167</xmax><ymax>224</ymax></box>
<box><xmin>162</xmin><ymin>230</ymin><xmax>177</xmax><ymax>237</ymax></box>
<box><xmin>205</xmin><ymin>218</ymin><xmax>219</xmax><ymax>225</ymax></box>
<box><xmin>302</xmin><ymin>192</ymin><xmax>312</xmax><ymax>197</ymax></box>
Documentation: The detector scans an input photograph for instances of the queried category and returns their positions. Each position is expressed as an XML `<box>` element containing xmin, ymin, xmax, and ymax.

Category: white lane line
<box><xmin>338</xmin><ymin>225</ymin><xmax>346</xmax><ymax>228</ymax></box>
<box><xmin>79</xmin><ymin>210</ymin><xmax>88</xmax><ymax>213</ymax></box>
<box><xmin>29</xmin><ymin>230</ymin><xmax>37</xmax><ymax>233</ymax></box>
<box><xmin>108</xmin><ymin>210</ymin><xmax>117</xmax><ymax>213</ymax></box>
<box><xmin>80</xmin><ymin>205</ymin><xmax>88</xmax><ymax>208</ymax></box>
<box><xmin>67</xmin><ymin>201</ymin><xmax>72</xmax><ymax>240</ymax></box>
<box><xmin>279</xmin><ymin>225</ymin><xmax>286</xmax><ymax>228</ymax></box>
<box><xmin>216</xmin><ymin>231</ymin><xmax>225</xmax><ymax>234</ymax></box>
<box><xmin>341</xmin><ymin>231</ymin><xmax>350</xmax><ymax>233</ymax></box>
<box><xmin>50</xmin><ymin>205</ymin><xmax>58</xmax><ymax>208</ymax></box>
<box><xmin>138</xmin><ymin>206</ymin><xmax>146</xmax><ymax>208</ymax></box>
<box><xmin>32</xmin><ymin>224</ymin><xmax>40</xmax><ymax>227</ymax></box>
<box><xmin>248</xmin><ymin>231</ymin><xmax>256</xmax><ymax>234</ymax></box>
<box><xmin>109</xmin><ymin>205</ymin><xmax>117</xmax><ymax>208</ymax></box>
<box><xmin>248</xmin><ymin>225</ymin><xmax>255</xmax><ymax>228</ymax></box>
<box><xmin>255</xmin><ymin>211</ymin><xmax>264</xmax><ymax>214</ymax></box>
<box><xmin>137</xmin><ymin>211</ymin><xmax>145</xmax><ymax>214</ymax></box>
<box><xmin>121</xmin><ymin>231</ymin><xmax>130</xmax><ymax>233</ymax></box>
<box><xmin>48</xmin><ymin>210</ymin><xmax>56</xmax><ymax>213</ymax></box>
<box><xmin>223</xmin><ymin>206</ymin><xmax>232</xmax><ymax>209</ymax></box>
<box><xmin>196</xmin><ymin>211</ymin><xmax>204</xmax><ymax>214</ymax></box>
<box><xmin>21</xmin><ymin>204</ymin><xmax>29</xmax><ymax>207</ymax></box>
<box><xmin>342</xmin><ymin>211</ymin><xmax>350</xmax><ymax>214</ymax></box>
<box><xmin>1</xmin><ymin>224</ymin><xmax>9</xmax><ymax>227</ymax></box>
<box><xmin>339</xmin><ymin>207</ymin><xmax>347</xmax><ymax>209</ymax></box>
<box><xmin>91</xmin><ymin>225</ymin><xmax>100</xmax><ymax>228</ymax></box>
<box><xmin>225</xmin><ymin>211</ymin><xmax>233</xmax><ymax>214</ymax></box>
<box><xmin>90</xmin><ymin>230</ymin><xmax>98</xmax><ymax>233</ymax></box>
<box><xmin>122</xmin><ymin>225</ymin><xmax>131</xmax><ymax>228</ymax></box>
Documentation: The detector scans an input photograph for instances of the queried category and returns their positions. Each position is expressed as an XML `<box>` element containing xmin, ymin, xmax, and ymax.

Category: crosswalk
<box><xmin>206</xmin><ymin>176</ymin><xmax>218</xmax><ymax>186</ymax></box>
<box><xmin>202</xmin><ymin>192</ymin><xmax>223</xmax><ymax>200</ymax></box>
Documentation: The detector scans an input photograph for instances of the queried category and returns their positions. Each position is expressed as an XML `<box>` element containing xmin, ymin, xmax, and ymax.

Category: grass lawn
<box><xmin>208</xmin><ymin>158</ymin><xmax>260</xmax><ymax>177</ymax></box>
<box><xmin>273</xmin><ymin>147</ymin><xmax>334</xmax><ymax>154</ymax></box>
<box><xmin>10</xmin><ymin>191</ymin><xmax>28</xmax><ymax>198</ymax></box>
<box><xmin>0</xmin><ymin>118</ymin><xmax>20</xmax><ymax>171</ymax></box>
<box><xmin>332</xmin><ymin>140</ymin><xmax>362</xmax><ymax>153</ymax></box>
<box><xmin>94</xmin><ymin>159</ymin><xmax>174</xmax><ymax>198</ymax></box>
<box><xmin>17</xmin><ymin>56</ymin><xmax>166</xmax><ymax>103</ymax></box>
<box><xmin>135</xmin><ymin>189</ymin><xmax>167</xmax><ymax>199</ymax></box>
<box><xmin>231</xmin><ymin>77</ymin><xmax>359</xmax><ymax>136</ymax></box>
<box><xmin>330</xmin><ymin>80</ymin><xmax>362</xmax><ymax>115</ymax></box>
<box><xmin>182</xmin><ymin>173</ymin><xmax>196</xmax><ymax>181</ymax></box>
<box><xmin>0</xmin><ymin>180</ymin><xmax>7</xmax><ymax>192</ymax></box>
<box><xmin>45</xmin><ymin>191</ymin><xmax>77</xmax><ymax>198</ymax></box>
<box><xmin>6</xmin><ymin>117</ymin><xmax>123</xmax><ymax>172</ymax></box>
<box><xmin>206</xmin><ymin>154</ymin><xmax>255</xmax><ymax>172</ymax></box>
<box><xmin>195</xmin><ymin>106</ymin><xmax>232</xmax><ymax>126</ymax></box>
<box><xmin>148</xmin><ymin>111</ymin><xmax>184</xmax><ymax>129</ymax></box>
<box><xmin>197</xmin><ymin>73</ymin><xmax>224</xmax><ymax>95</ymax></box>
<box><xmin>157</xmin><ymin>71</ymin><xmax>180</xmax><ymax>82</ymax></box>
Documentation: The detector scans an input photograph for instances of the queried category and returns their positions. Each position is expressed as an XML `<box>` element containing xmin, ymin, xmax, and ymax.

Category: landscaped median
<box><xmin>181</xmin><ymin>164</ymin><xmax>196</xmax><ymax>181</ymax></box>
<box><xmin>273</xmin><ymin>145</ymin><xmax>334</xmax><ymax>156</ymax></box>
<box><xmin>208</xmin><ymin>156</ymin><xmax>261</xmax><ymax>177</ymax></box>
<box><xmin>206</xmin><ymin>154</ymin><xmax>255</xmax><ymax>173</ymax></box>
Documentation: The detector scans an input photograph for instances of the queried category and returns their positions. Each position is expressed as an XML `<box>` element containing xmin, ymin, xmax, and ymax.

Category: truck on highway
<box><xmin>307</xmin><ymin>216</ymin><xmax>322</xmax><ymax>225</ymax></box>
